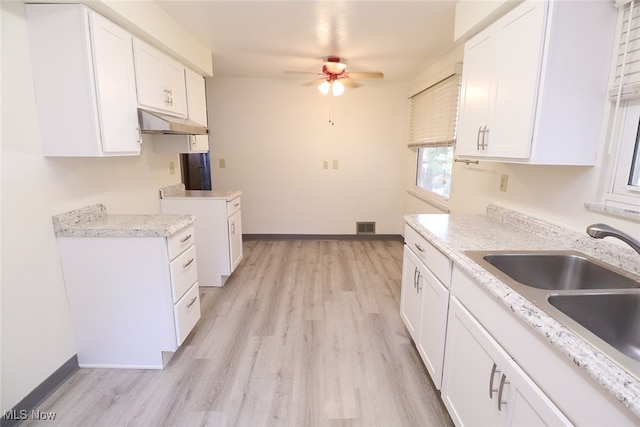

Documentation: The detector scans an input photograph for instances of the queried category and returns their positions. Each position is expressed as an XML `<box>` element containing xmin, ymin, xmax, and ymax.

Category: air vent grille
<box><xmin>356</xmin><ymin>222</ymin><xmax>376</xmax><ymax>235</ymax></box>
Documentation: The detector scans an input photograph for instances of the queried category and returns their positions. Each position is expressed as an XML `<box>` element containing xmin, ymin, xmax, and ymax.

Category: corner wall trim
<box><xmin>243</xmin><ymin>234</ymin><xmax>403</xmax><ymax>242</ymax></box>
<box><xmin>1</xmin><ymin>355</ymin><xmax>78</xmax><ymax>427</ymax></box>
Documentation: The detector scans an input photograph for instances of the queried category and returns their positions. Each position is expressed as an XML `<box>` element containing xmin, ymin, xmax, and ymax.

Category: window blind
<box><xmin>408</xmin><ymin>74</ymin><xmax>461</xmax><ymax>148</ymax></box>
<box><xmin>610</xmin><ymin>0</ymin><xmax>640</xmax><ymax>100</ymax></box>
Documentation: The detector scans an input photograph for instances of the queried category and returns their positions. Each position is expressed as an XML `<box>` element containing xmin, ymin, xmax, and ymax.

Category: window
<box><xmin>603</xmin><ymin>0</ymin><xmax>640</xmax><ymax>211</ymax></box>
<box><xmin>408</xmin><ymin>73</ymin><xmax>460</xmax><ymax>203</ymax></box>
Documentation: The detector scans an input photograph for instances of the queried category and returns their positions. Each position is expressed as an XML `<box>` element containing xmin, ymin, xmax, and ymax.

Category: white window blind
<box><xmin>610</xmin><ymin>0</ymin><xmax>640</xmax><ymax>100</ymax></box>
<box><xmin>408</xmin><ymin>74</ymin><xmax>461</xmax><ymax>148</ymax></box>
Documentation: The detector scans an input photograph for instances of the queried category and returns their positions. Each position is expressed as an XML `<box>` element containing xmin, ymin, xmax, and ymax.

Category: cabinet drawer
<box><xmin>404</xmin><ymin>224</ymin><xmax>452</xmax><ymax>287</ymax></box>
<box><xmin>170</xmin><ymin>245</ymin><xmax>198</xmax><ymax>302</ymax></box>
<box><xmin>227</xmin><ymin>197</ymin><xmax>241</xmax><ymax>217</ymax></box>
<box><xmin>173</xmin><ymin>283</ymin><xmax>201</xmax><ymax>346</ymax></box>
<box><xmin>167</xmin><ymin>225</ymin><xmax>195</xmax><ymax>260</ymax></box>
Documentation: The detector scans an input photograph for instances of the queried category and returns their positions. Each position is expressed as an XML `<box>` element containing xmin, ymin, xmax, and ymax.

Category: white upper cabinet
<box><xmin>26</xmin><ymin>4</ymin><xmax>141</xmax><ymax>157</ymax></box>
<box><xmin>153</xmin><ymin>68</ymin><xmax>209</xmax><ymax>154</ymax></box>
<box><xmin>456</xmin><ymin>0</ymin><xmax>617</xmax><ymax>165</ymax></box>
<box><xmin>185</xmin><ymin>68</ymin><xmax>208</xmax><ymax>126</ymax></box>
<box><xmin>133</xmin><ymin>39</ymin><xmax>188</xmax><ymax>117</ymax></box>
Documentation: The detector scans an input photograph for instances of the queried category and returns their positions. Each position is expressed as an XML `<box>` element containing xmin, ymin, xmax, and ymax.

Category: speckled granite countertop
<box><xmin>52</xmin><ymin>204</ymin><xmax>196</xmax><ymax>238</ymax></box>
<box><xmin>159</xmin><ymin>184</ymin><xmax>242</xmax><ymax>201</ymax></box>
<box><xmin>404</xmin><ymin>204</ymin><xmax>640</xmax><ymax>417</ymax></box>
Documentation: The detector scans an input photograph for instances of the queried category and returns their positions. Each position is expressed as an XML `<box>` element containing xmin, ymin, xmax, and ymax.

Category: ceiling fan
<box><xmin>286</xmin><ymin>57</ymin><xmax>384</xmax><ymax>96</ymax></box>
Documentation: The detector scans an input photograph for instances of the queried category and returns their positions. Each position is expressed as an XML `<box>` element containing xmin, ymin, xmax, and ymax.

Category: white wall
<box><xmin>209</xmin><ymin>77</ymin><xmax>409</xmax><ymax>235</ymax></box>
<box><xmin>1</xmin><ymin>2</ymin><xmax>183</xmax><ymax>411</ymax></box>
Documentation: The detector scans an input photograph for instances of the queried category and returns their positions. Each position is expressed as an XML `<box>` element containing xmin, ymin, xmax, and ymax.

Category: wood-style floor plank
<box><xmin>21</xmin><ymin>240</ymin><xmax>453</xmax><ymax>427</ymax></box>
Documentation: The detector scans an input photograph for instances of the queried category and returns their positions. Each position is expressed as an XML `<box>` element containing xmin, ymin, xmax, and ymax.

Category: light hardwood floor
<box><xmin>23</xmin><ymin>240</ymin><xmax>453</xmax><ymax>427</ymax></box>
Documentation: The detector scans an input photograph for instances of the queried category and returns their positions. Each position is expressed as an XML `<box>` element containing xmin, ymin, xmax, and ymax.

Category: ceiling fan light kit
<box><xmin>287</xmin><ymin>56</ymin><xmax>383</xmax><ymax>97</ymax></box>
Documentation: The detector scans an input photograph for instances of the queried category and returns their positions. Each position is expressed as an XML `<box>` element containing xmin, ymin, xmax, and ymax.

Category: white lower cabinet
<box><xmin>401</xmin><ymin>225</ymin><xmax>451</xmax><ymax>389</ymax></box>
<box><xmin>228</xmin><ymin>208</ymin><xmax>243</xmax><ymax>271</ymax></box>
<box><xmin>416</xmin><ymin>265</ymin><xmax>449</xmax><ymax>390</ymax></box>
<box><xmin>400</xmin><ymin>248</ymin><xmax>423</xmax><ymax>340</ymax></box>
<box><xmin>56</xmin><ymin>225</ymin><xmax>200</xmax><ymax>369</ymax></box>
<box><xmin>402</xmin><ymin>224</ymin><xmax>639</xmax><ymax>425</ymax></box>
<box><xmin>160</xmin><ymin>194</ymin><xmax>243</xmax><ymax>286</ymax></box>
<box><xmin>441</xmin><ymin>298</ymin><xmax>570</xmax><ymax>426</ymax></box>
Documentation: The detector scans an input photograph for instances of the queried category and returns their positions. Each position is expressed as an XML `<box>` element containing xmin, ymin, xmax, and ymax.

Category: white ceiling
<box><xmin>155</xmin><ymin>1</ymin><xmax>458</xmax><ymax>82</ymax></box>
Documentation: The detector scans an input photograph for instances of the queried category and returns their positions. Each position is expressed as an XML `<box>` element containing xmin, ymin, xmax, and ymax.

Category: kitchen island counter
<box><xmin>52</xmin><ymin>203</ymin><xmax>195</xmax><ymax>238</ymax></box>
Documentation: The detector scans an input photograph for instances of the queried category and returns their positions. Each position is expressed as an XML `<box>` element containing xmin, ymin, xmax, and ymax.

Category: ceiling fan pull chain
<box><xmin>330</xmin><ymin>96</ymin><xmax>335</xmax><ymax>126</ymax></box>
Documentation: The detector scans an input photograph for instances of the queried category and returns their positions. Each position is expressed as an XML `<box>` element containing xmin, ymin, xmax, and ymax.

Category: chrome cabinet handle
<box><xmin>416</xmin><ymin>271</ymin><xmax>422</xmax><ymax>292</ymax></box>
<box><xmin>180</xmin><ymin>234</ymin><xmax>192</xmax><ymax>243</ymax></box>
<box><xmin>414</xmin><ymin>243</ymin><xmax>424</xmax><ymax>253</ymax></box>
<box><xmin>498</xmin><ymin>373</ymin><xmax>510</xmax><ymax>411</ymax></box>
<box><xmin>234</xmin><ymin>203</ymin><xmax>240</xmax><ymax>207</ymax></box>
<box><xmin>489</xmin><ymin>363</ymin><xmax>501</xmax><ymax>398</ymax></box>
<box><xmin>186</xmin><ymin>296</ymin><xmax>198</xmax><ymax>308</ymax></box>
<box><xmin>481</xmin><ymin>125</ymin><xmax>489</xmax><ymax>150</ymax></box>
<box><xmin>182</xmin><ymin>258</ymin><xmax>194</xmax><ymax>269</ymax></box>
<box><xmin>413</xmin><ymin>267</ymin><xmax>419</xmax><ymax>289</ymax></box>
<box><xmin>476</xmin><ymin>126</ymin><xmax>482</xmax><ymax>150</ymax></box>
<box><xmin>136</xmin><ymin>127</ymin><xmax>142</xmax><ymax>144</ymax></box>
<box><xmin>231</xmin><ymin>222</ymin><xmax>236</xmax><ymax>235</ymax></box>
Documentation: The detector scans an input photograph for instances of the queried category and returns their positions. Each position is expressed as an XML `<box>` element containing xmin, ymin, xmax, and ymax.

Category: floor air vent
<box><xmin>356</xmin><ymin>222</ymin><xmax>376</xmax><ymax>235</ymax></box>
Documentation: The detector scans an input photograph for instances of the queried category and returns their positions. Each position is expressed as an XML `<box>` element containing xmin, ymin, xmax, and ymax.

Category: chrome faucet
<box><xmin>586</xmin><ymin>223</ymin><xmax>640</xmax><ymax>256</ymax></box>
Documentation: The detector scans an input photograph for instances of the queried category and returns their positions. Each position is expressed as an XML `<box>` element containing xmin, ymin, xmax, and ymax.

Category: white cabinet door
<box><xmin>189</xmin><ymin>135</ymin><xmax>210</xmax><ymax>152</ymax></box>
<box><xmin>185</xmin><ymin>68</ymin><xmax>208</xmax><ymax>126</ymax></box>
<box><xmin>416</xmin><ymin>266</ymin><xmax>449</xmax><ymax>390</ymax></box>
<box><xmin>163</xmin><ymin>58</ymin><xmax>188</xmax><ymax>117</ymax></box>
<box><xmin>442</xmin><ymin>298</ymin><xmax>504</xmax><ymax>426</ymax></box>
<box><xmin>89</xmin><ymin>12</ymin><xmax>140</xmax><ymax>154</ymax></box>
<box><xmin>455</xmin><ymin>30</ymin><xmax>496</xmax><ymax>157</ymax></box>
<box><xmin>400</xmin><ymin>247</ymin><xmax>423</xmax><ymax>341</ymax></box>
<box><xmin>442</xmin><ymin>298</ymin><xmax>570</xmax><ymax>427</ymax></box>
<box><xmin>488</xmin><ymin>1</ymin><xmax>545</xmax><ymax>159</ymax></box>
<box><xmin>228</xmin><ymin>210</ymin><xmax>243</xmax><ymax>271</ymax></box>
<box><xmin>133</xmin><ymin>39</ymin><xmax>187</xmax><ymax>117</ymax></box>
<box><xmin>134</xmin><ymin>41</ymin><xmax>165</xmax><ymax>111</ymax></box>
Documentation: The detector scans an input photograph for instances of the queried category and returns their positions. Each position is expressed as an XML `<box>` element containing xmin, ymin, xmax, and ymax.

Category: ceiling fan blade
<box><xmin>302</xmin><ymin>78</ymin><xmax>326</xmax><ymax>87</ymax></box>
<box><xmin>284</xmin><ymin>71</ymin><xmax>323</xmax><ymax>76</ymax></box>
<box><xmin>340</xmin><ymin>77</ymin><xmax>361</xmax><ymax>89</ymax></box>
<box><xmin>348</xmin><ymin>72</ymin><xmax>384</xmax><ymax>79</ymax></box>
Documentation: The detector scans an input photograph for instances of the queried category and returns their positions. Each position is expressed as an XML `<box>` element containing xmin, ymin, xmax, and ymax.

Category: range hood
<box><xmin>138</xmin><ymin>109</ymin><xmax>208</xmax><ymax>135</ymax></box>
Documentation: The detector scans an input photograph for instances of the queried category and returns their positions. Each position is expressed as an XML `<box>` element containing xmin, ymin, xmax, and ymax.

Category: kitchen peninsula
<box><xmin>52</xmin><ymin>204</ymin><xmax>200</xmax><ymax>369</ymax></box>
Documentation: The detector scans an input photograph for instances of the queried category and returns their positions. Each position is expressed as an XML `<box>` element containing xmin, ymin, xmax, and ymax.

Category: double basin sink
<box><xmin>465</xmin><ymin>250</ymin><xmax>640</xmax><ymax>378</ymax></box>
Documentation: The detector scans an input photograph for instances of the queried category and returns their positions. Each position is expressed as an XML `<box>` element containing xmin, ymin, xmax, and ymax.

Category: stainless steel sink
<box><xmin>465</xmin><ymin>249</ymin><xmax>640</xmax><ymax>379</ymax></box>
<box><xmin>548</xmin><ymin>293</ymin><xmax>640</xmax><ymax>363</ymax></box>
<box><xmin>479</xmin><ymin>252</ymin><xmax>639</xmax><ymax>290</ymax></box>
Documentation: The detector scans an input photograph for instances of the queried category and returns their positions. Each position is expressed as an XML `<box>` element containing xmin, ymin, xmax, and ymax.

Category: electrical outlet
<box><xmin>500</xmin><ymin>174</ymin><xmax>509</xmax><ymax>192</ymax></box>
<box><xmin>323</xmin><ymin>161</ymin><xmax>328</xmax><ymax>169</ymax></box>
<box><xmin>332</xmin><ymin>160</ymin><xmax>339</xmax><ymax>169</ymax></box>
<box><xmin>169</xmin><ymin>161</ymin><xmax>175</xmax><ymax>175</ymax></box>
<box><xmin>219</xmin><ymin>158</ymin><xmax>226</xmax><ymax>168</ymax></box>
